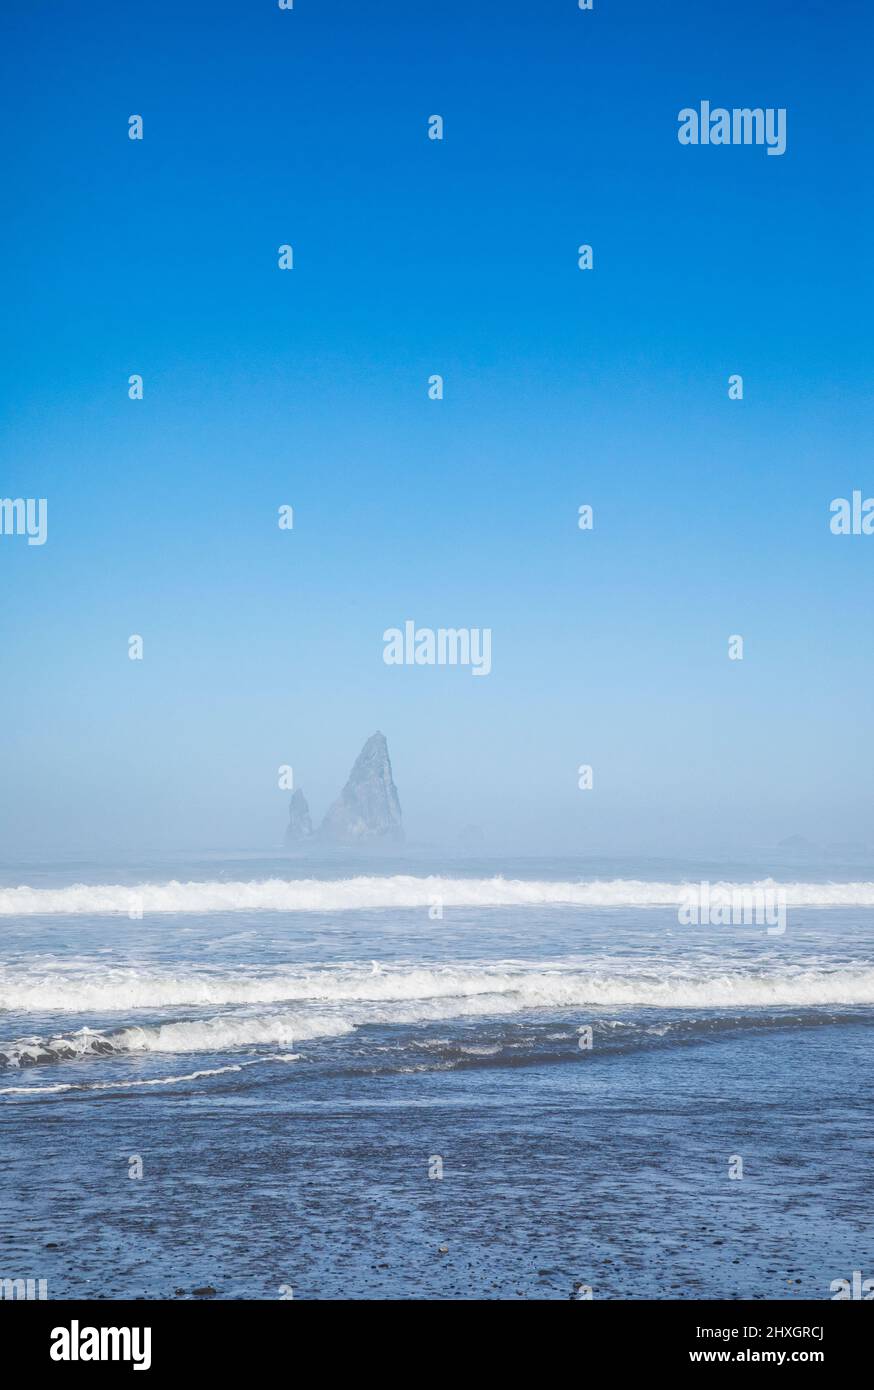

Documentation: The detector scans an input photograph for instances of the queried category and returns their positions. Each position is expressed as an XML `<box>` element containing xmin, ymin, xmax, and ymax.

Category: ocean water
<box><xmin>1</xmin><ymin>854</ymin><xmax>872</xmax><ymax>1301</ymax></box>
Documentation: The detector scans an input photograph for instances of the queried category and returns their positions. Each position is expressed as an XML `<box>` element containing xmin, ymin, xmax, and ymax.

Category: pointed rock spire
<box><xmin>319</xmin><ymin>732</ymin><xmax>403</xmax><ymax>843</ymax></box>
<box><xmin>285</xmin><ymin>787</ymin><xmax>313</xmax><ymax>844</ymax></box>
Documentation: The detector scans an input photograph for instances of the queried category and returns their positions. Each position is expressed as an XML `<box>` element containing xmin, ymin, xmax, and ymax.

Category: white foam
<box><xmin>0</xmin><ymin>1010</ymin><xmax>348</xmax><ymax>1068</ymax></box>
<box><xmin>1</xmin><ymin>874</ymin><xmax>874</xmax><ymax>915</ymax></box>
<box><xmin>0</xmin><ymin>1063</ymin><xmax>248</xmax><ymax>1095</ymax></box>
<box><xmin>5</xmin><ymin>959</ymin><xmax>874</xmax><ymax>1018</ymax></box>
<box><xmin>4</xmin><ymin>955</ymin><xmax>872</xmax><ymax>1018</ymax></box>
<box><xmin>2</xmin><ymin>964</ymin><xmax>874</xmax><ymax>1068</ymax></box>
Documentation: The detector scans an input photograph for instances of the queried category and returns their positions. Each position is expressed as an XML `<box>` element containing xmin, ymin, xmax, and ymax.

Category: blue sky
<box><xmin>1</xmin><ymin>0</ymin><xmax>872</xmax><ymax>856</ymax></box>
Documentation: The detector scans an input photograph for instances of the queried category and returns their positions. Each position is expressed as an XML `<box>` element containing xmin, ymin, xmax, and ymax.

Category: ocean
<box><xmin>1</xmin><ymin>853</ymin><xmax>872</xmax><ymax>1301</ymax></box>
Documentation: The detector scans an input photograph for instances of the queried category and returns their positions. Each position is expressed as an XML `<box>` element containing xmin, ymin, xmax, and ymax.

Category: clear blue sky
<box><xmin>1</xmin><ymin>0</ymin><xmax>872</xmax><ymax>856</ymax></box>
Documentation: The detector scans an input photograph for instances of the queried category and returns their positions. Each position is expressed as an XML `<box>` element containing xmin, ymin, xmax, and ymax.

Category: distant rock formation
<box><xmin>319</xmin><ymin>732</ymin><xmax>403</xmax><ymax>844</ymax></box>
<box><xmin>777</xmin><ymin>835</ymin><xmax>817</xmax><ymax>853</ymax></box>
<box><xmin>283</xmin><ymin>733</ymin><xmax>403</xmax><ymax>848</ymax></box>
<box><xmin>285</xmin><ymin>788</ymin><xmax>313</xmax><ymax>844</ymax></box>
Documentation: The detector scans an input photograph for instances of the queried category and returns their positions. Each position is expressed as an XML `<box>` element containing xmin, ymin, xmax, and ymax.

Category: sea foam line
<box><xmin>4</xmin><ymin>960</ymin><xmax>874</xmax><ymax>1015</ymax></box>
<box><xmin>1</xmin><ymin>875</ymin><xmax>874</xmax><ymax>915</ymax></box>
<box><xmin>3</xmin><ymin>966</ymin><xmax>874</xmax><ymax>1068</ymax></box>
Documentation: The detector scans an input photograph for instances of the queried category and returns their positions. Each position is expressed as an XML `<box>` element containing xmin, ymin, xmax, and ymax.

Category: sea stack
<box><xmin>319</xmin><ymin>732</ymin><xmax>404</xmax><ymax>844</ymax></box>
<box><xmin>285</xmin><ymin>787</ymin><xmax>313</xmax><ymax>844</ymax></box>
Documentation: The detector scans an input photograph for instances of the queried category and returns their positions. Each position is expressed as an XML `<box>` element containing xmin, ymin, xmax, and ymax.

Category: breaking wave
<box><xmin>3</xmin><ymin>963</ymin><xmax>874</xmax><ymax>1068</ymax></box>
<box><xmin>0</xmin><ymin>1013</ymin><xmax>345</xmax><ymax>1068</ymax></box>
<box><xmin>5</xmin><ymin>961</ymin><xmax>874</xmax><ymax>1016</ymax></box>
<box><xmin>1</xmin><ymin>874</ymin><xmax>874</xmax><ymax>915</ymax></box>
